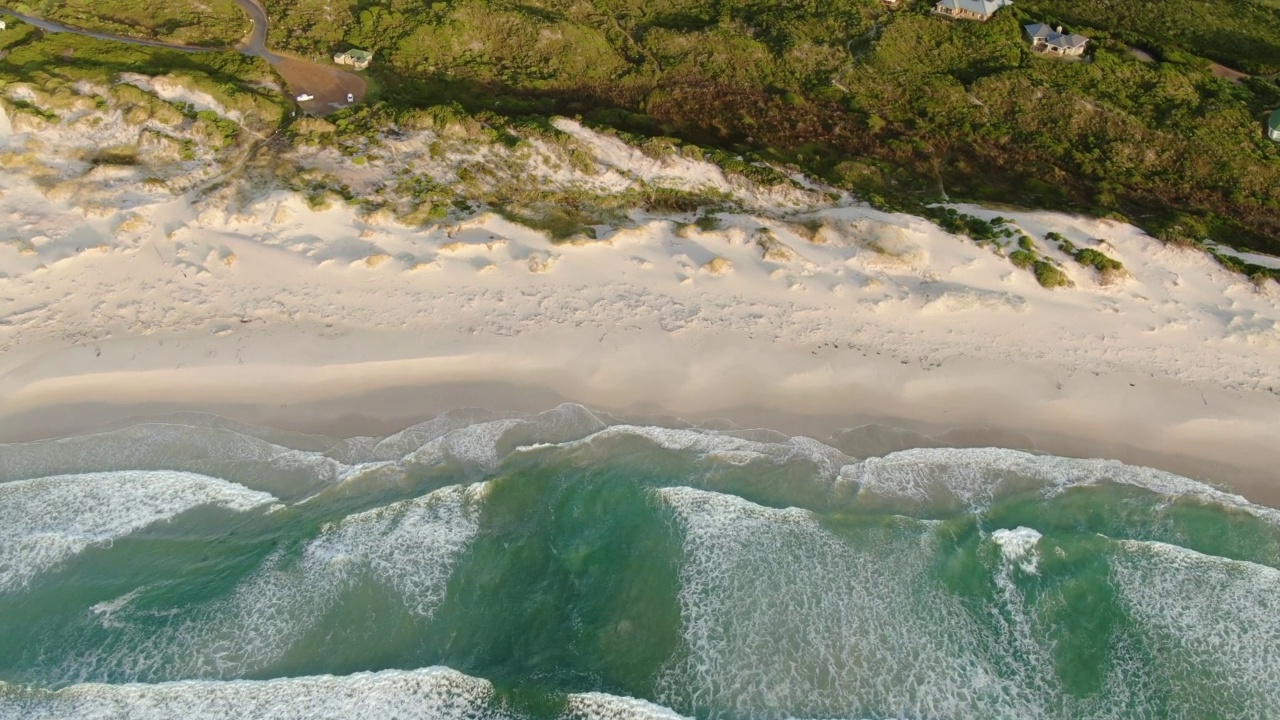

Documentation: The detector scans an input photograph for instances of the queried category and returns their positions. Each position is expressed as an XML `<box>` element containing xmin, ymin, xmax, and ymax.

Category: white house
<box><xmin>1269</xmin><ymin>109</ymin><xmax>1280</xmax><ymax>142</ymax></box>
<box><xmin>1024</xmin><ymin>23</ymin><xmax>1089</xmax><ymax>57</ymax></box>
<box><xmin>933</xmin><ymin>0</ymin><xmax>1013</xmax><ymax>22</ymax></box>
<box><xmin>1</xmin><ymin>20</ymin><xmax>7</xmax><ymax>31</ymax></box>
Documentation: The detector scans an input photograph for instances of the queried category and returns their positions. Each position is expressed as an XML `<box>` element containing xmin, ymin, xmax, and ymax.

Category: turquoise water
<box><xmin>1</xmin><ymin>404</ymin><xmax>1277</xmax><ymax>719</ymax></box>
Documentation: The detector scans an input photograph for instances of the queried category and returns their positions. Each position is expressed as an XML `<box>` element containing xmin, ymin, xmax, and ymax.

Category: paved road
<box><xmin>230</xmin><ymin>0</ymin><xmax>276</xmax><ymax>60</ymax></box>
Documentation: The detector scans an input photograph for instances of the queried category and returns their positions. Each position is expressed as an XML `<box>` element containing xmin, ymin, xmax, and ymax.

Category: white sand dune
<box><xmin>1</xmin><ymin>104</ymin><xmax>1278</xmax><ymax>500</ymax></box>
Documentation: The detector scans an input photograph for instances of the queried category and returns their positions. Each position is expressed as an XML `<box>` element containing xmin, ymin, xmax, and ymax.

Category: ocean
<box><xmin>0</xmin><ymin>404</ymin><xmax>1276</xmax><ymax>719</ymax></box>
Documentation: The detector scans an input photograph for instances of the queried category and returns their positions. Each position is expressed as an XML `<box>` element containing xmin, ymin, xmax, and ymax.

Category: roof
<box><xmin>339</xmin><ymin>49</ymin><xmax>373</xmax><ymax>60</ymax></box>
<box><xmin>936</xmin><ymin>0</ymin><xmax>1013</xmax><ymax>16</ymax></box>
<box><xmin>1271</xmin><ymin>108</ymin><xmax>1280</xmax><ymax>132</ymax></box>
<box><xmin>1024</xmin><ymin>23</ymin><xmax>1089</xmax><ymax>50</ymax></box>
<box><xmin>1024</xmin><ymin>23</ymin><xmax>1053</xmax><ymax>39</ymax></box>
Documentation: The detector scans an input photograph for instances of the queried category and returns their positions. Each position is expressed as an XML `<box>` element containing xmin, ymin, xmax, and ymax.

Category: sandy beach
<box><xmin>2</xmin><ymin>105</ymin><xmax>1279</xmax><ymax>502</ymax></box>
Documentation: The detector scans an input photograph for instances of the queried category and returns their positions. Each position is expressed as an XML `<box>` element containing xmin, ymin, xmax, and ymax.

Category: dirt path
<box><xmin>0</xmin><ymin>1</ymin><xmax>366</xmax><ymax>116</ymax></box>
<box><xmin>1209</xmin><ymin>61</ymin><xmax>1251</xmax><ymax>84</ymax></box>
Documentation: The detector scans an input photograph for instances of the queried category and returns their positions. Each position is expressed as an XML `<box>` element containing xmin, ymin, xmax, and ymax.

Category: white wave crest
<box><xmin>563</xmin><ymin>693</ymin><xmax>692</xmax><ymax>720</ymax></box>
<box><xmin>543</xmin><ymin>424</ymin><xmax>852</xmax><ymax>480</ymax></box>
<box><xmin>655</xmin><ymin>486</ymin><xmax>1050</xmax><ymax>719</ymax></box>
<box><xmin>61</xmin><ymin>483</ymin><xmax>487</xmax><ymax>682</ymax></box>
<box><xmin>1109</xmin><ymin>540</ymin><xmax>1280</xmax><ymax>715</ymax></box>
<box><xmin>400</xmin><ymin>404</ymin><xmax>610</xmax><ymax>471</ymax></box>
<box><xmin>0</xmin><ymin>471</ymin><xmax>277</xmax><ymax>594</ymax></box>
<box><xmin>842</xmin><ymin>447</ymin><xmax>1280</xmax><ymax>521</ymax></box>
<box><xmin>0</xmin><ymin>667</ymin><xmax>507</xmax><ymax>720</ymax></box>
<box><xmin>0</xmin><ymin>422</ymin><xmax>353</xmax><ymax>502</ymax></box>
<box><xmin>992</xmin><ymin>527</ymin><xmax>1043</xmax><ymax>575</ymax></box>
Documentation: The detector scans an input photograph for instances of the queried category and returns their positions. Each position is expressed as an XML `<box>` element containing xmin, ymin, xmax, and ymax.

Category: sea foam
<box><xmin>0</xmin><ymin>470</ymin><xmax>277</xmax><ymax>594</ymax></box>
<box><xmin>843</xmin><ymin>446</ymin><xmax>1280</xmax><ymax>522</ymax></box>
<box><xmin>1110</xmin><ymin>540</ymin><xmax>1280</xmax><ymax>714</ymax></box>
<box><xmin>655</xmin><ymin>486</ymin><xmax>1049</xmax><ymax>720</ymax></box>
<box><xmin>53</xmin><ymin>483</ymin><xmax>487</xmax><ymax>683</ymax></box>
<box><xmin>992</xmin><ymin>527</ymin><xmax>1044</xmax><ymax>575</ymax></box>
<box><xmin>0</xmin><ymin>667</ymin><xmax>505</xmax><ymax>720</ymax></box>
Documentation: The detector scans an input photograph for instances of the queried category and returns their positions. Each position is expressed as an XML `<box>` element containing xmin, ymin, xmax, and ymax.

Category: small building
<box><xmin>1269</xmin><ymin>109</ymin><xmax>1280</xmax><ymax>142</ymax></box>
<box><xmin>1024</xmin><ymin>23</ymin><xmax>1089</xmax><ymax>57</ymax></box>
<box><xmin>933</xmin><ymin>0</ymin><xmax>1013</xmax><ymax>22</ymax></box>
<box><xmin>0</xmin><ymin>20</ymin><xmax>7</xmax><ymax>31</ymax></box>
<box><xmin>333</xmin><ymin>49</ymin><xmax>373</xmax><ymax>71</ymax></box>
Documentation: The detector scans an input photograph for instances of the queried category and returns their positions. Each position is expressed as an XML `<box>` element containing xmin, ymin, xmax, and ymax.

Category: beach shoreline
<box><xmin>2</xmin><ymin>324</ymin><xmax>1277</xmax><ymax>507</ymax></box>
<box><xmin>3</xmin><ymin>106</ymin><xmax>1279</xmax><ymax>507</ymax></box>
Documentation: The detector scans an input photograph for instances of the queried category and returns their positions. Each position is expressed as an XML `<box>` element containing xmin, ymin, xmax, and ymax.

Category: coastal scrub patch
<box><xmin>1048</xmin><ymin>232</ymin><xmax>1127</xmax><ymax>283</ymax></box>
<box><xmin>1033</xmin><ymin>260</ymin><xmax>1072</xmax><ymax>289</ymax></box>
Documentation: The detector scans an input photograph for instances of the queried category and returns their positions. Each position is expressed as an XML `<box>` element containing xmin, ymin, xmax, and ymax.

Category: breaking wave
<box><xmin>1</xmin><ymin>405</ymin><xmax>1277</xmax><ymax>718</ymax></box>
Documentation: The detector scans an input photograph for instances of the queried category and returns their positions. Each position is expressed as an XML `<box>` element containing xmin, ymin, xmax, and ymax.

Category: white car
<box><xmin>346</xmin><ymin>93</ymin><xmax>355</xmax><ymax>103</ymax></box>
<box><xmin>295</xmin><ymin>93</ymin><xmax>314</xmax><ymax>102</ymax></box>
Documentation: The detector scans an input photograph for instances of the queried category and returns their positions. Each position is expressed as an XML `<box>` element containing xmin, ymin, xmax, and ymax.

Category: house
<box><xmin>933</xmin><ymin>0</ymin><xmax>1012</xmax><ymax>22</ymax></box>
<box><xmin>1269</xmin><ymin>109</ymin><xmax>1280</xmax><ymax>142</ymax></box>
<box><xmin>0</xmin><ymin>20</ymin><xmax>7</xmax><ymax>31</ymax></box>
<box><xmin>333</xmin><ymin>49</ymin><xmax>373</xmax><ymax>71</ymax></box>
<box><xmin>1024</xmin><ymin>24</ymin><xmax>1089</xmax><ymax>56</ymax></box>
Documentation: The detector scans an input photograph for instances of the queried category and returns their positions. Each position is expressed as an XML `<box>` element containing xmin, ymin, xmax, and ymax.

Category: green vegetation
<box><xmin>15</xmin><ymin>0</ymin><xmax>250</xmax><ymax>47</ymax></box>
<box><xmin>245</xmin><ymin>0</ymin><xmax>1280</xmax><ymax>253</ymax></box>
<box><xmin>1009</xmin><ymin>249</ymin><xmax>1037</xmax><ymax>269</ymax></box>
<box><xmin>0</xmin><ymin>31</ymin><xmax>288</xmax><ymax>133</ymax></box>
<box><xmin>1004</xmin><ymin>235</ymin><xmax>1072</xmax><ymax>287</ymax></box>
<box><xmin>1074</xmin><ymin>248</ymin><xmax>1124</xmax><ymax>274</ymax></box>
<box><xmin>1046</xmin><ymin>232</ymin><xmax>1128</xmax><ymax>280</ymax></box>
<box><xmin>5</xmin><ymin>0</ymin><xmax>1280</xmax><ymax>256</ymax></box>
<box><xmin>1033</xmin><ymin>259</ymin><xmax>1072</xmax><ymax>288</ymax></box>
<box><xmin>1016</xmin><ymin>0</ymin><xmax>1280</xmax><ymax>75</ymax></box>
<box><xmin>921</xmin><ymin>207</ymin><xmax>1016</xmax><ymax>246</ymax></box>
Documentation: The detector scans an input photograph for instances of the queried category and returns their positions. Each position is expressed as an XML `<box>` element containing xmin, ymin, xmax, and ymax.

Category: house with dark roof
<box><xmin>933</xmin><ymin>0</ymin><xmax>1012</xmax><ymax>22</ymax></box>
<box><xmin>1269</xmin><ymin>109</ymin><xmax>1280</xmax><ymax>142</ymax></box>
<box><xmin>1024</xmin><ymin>24</ymin><xmax>1089</xmax><ymax>57</ymax></box>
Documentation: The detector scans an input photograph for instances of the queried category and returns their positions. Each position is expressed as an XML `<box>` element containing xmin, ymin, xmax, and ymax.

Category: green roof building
<box><xmin>1269</xmin><ymin>108</ymin><xmax>1280</xmax><ymax>142</ymax></box>
<box><xmin>334</xmin><ymin>49</ymin><xmax>373</xmax><ymax>71</ymax></box>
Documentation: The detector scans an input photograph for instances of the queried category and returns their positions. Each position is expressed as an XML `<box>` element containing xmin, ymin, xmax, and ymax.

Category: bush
<box><xmin>1009</xmin><ymin>249</ymin><xmax>1037</xmax><ymax>269</ymax></box>
<box><xmin>1074</xmin><ymin>248</ymin><xmax>1124</xmax><ymax>273</ymax></box>
<box><xmin>1033</xmin><ymin>260</ymin><xmax>1071</xmax><ymax>288</ymax></box>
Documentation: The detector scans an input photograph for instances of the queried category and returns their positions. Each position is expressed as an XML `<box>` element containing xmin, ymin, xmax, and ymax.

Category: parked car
<box><xmin>295</xmin><ymin>93</ymin><xmax>314</xmax><ymax>102</ymax></box>
<box><xmin>347</xmin><ymin>93</ymin><xmax>355</xmax><ymax>103</ymax></box>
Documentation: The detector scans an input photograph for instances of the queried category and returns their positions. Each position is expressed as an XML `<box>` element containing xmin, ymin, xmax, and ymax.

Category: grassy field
<box><xmin>14</xmin><ymin>0</ymin><xmax>250</xmax><ymax>47</ymax></box>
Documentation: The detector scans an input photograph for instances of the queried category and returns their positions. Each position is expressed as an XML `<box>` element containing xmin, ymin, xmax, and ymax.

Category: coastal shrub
<box><xmin>1033</xmin><ymin>260</ymin><xmax>1071</xmax><ymax>289</ymax></box>
<box><xmin>1074</xmin><ymin>248</ymin><xmax>1124</xmax><ymax>274</ymax></box>
<box><xmin>1047</xmin><ymin>231</ymin><xmax>1078</xmax><ymax>255</ymax></box>
<box><xmin>36</xmin><ymin>0</ymin><xmax>249</xmax><ymax>47</ymax></box>
<box><xmin>695</xmin><ymin>213</ymin><xmax>721</xmax><ymax>232</ymax></box>
<box><xmin>1009</xmin><ymin>249</ymin><xmax>1037</xmax><ymax>270</ymax></box>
